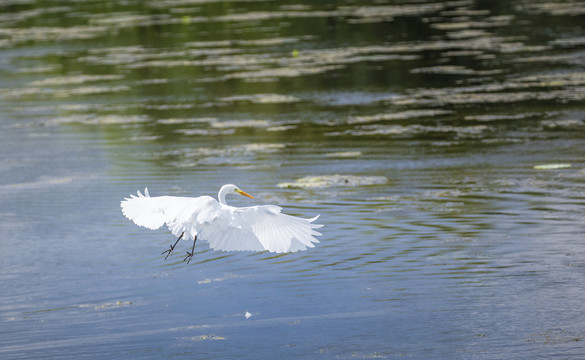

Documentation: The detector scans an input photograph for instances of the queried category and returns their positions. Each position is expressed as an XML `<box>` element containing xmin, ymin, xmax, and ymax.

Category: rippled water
<box><xmin>2</xmin><ymin>0</ymin><xmax>585</xmax><ymax>359</ymax></box>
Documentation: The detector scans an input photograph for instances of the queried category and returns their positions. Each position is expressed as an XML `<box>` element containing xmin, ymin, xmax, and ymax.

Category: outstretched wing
<box><xmin>120</xmin><ymin>188</ymin><xmax>219</xmax><ymax>239</ymax></box>
<box><xmin>199</xmin><ymin>204</ymin><xmax>323</xmax><ymax>253</ymax></box>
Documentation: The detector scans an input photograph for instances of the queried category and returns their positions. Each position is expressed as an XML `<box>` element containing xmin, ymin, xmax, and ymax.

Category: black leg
<box><xmin>183</xmin><ymin>235</ymin><xmax>197</xmax><ymax>264</ymax></box>
<box><xmin>161</xmin><ymin>232</ymin><xmax>184</xmax><ymax>260</ymax></box>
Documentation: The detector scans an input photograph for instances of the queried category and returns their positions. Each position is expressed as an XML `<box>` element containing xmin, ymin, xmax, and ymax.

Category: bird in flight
<box><xmin>121</xmin><ymin>184</ymin><xmax>322</xmax><ymax>263</ymax></box>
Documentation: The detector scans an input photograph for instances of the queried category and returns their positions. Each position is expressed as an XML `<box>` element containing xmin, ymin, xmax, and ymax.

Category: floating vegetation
<box><xmin>197</xmin><ymin>273</ymin><xmax>248</xmax><ymax>284</ymax></box>
<box><xmin>431</xmin><ymin>15</ymin><xmax>515</xmax><ymax>32</ymax></box>
<box><xmin>391</xmin><ymin>84</ymin><xmax>585</xmax><ymax>107</ymax></box>
<box><xmin>346</xmin><ymin>3</ymin><xmax>446</xmax><ymax>23</ymax></box>
<box><xmin>186</xmin><ymin>36</ymin><xmax>310</xmax><ymax>48</ymax></box>
<box><xmin>166</xmin><ymin>143</ymin><xmax>285</xmax><ymax>158</ymax></box>
<box><xmin>542</xmin><ymin>118</ymin><xmax>585</xmax><ymax>129</ymax></box>
<box><xmin>30</xmin><ymin>74</ymin><xmax>124</xmax><ymax>87</ymax></box>
<box><xmin>347</xmin><ymin>109</ymin><xmax>453</xmax><ymax>124</ymax></box>
<box><xmin>410</xmin><ymin>65</ymin><xmax>502</xmax><ymax>76</ymax></box>
<box><xmin>237</xmin><ymin>143</ymin><xmax>285</xmax><ymax>152</ymax></box>
<box><xmin>218</xmin><ymin>94</ymin><xmax>301</xmax><ymax>104</ymax></box>
<box><xmin>221</xmin><ymin>65</ymin><xmax>347</xmax><ymax>81</ymax></box>
<box><xmin>79</xmin><ymin>301</ymin><xmax>133</xmax><ymax>310</ymax></box>
<box><xmin>0</xmin><ymin>176</ymin><xmax>74</xmax><ymax>190</ymax></box>
<box><xmin>81</xmin><ymin>43</ymin><xmax>423</xmax><ymax>80</ymax></box>
<box><xmin>164</xmin><ymin>143</ymin><xmax>283</xmax><ymax>158</ymax></box>
<box><xmin>13</xmin><ymin>65</ymin><xmax>62</xmax><ymax>73</ymax></box>
<box><xmin>0</xmin><ymin>85</ymin><xmax>129</xmax><ymax>100</ymax></box>
<box><xmin>213</xmin><ymin>10</ymin><xmax>343</xmax><ymax>22</ymax></box>
<box><xmin>129</xmin><ymin>135</ymin><xmax>162</xmax><ymax>142</ymax></box>
<box><xmin>327</xmin><ymin>124</ymin><xmax>489</xmax><ymax>138</ymax></box>
<box><xmin>278</xmin><ymin>175</ymin><xmax>388</xmax><ymax>189</ymax></box>
<box><xmin>71</xmin><ymin>28</ymin><xmax>553</xmax><ymax>85</ymax></box>
<box><xmin>159</xmin><ymin>116</ymin><xmax>296</xmax><ymax>130</ymax></box>
<box><xmin>534</xmin><ymin>164</ymin><xmax>571</xmax><ymax>170</ymax></box>
<box><xmin>164</xmin><ymin>143</ymin><xmax>284</xmax><ymax>167</ymax></box>
<box><xmin>209</xmin><ymin>119</ymin><xmax>270</xmax><ymax>128</ymax></box>
<box><xmin>174</xmin><ymin>128</ymin><xmax>236</xmax><ymax>136</ymax></box>
<box><xmin>24</xmin><ymin>300</ymin><xmax>132</xmax><ymax>314</ymax></box>
<box><xmin>517</xmin><ymin>2</ymin><xmax>585</xmax><ymax>16</ymax></box>
<box><xmin>145</xmin><ymin>103</ymin><xmax>197</xmax><ymax>110</ymax></box>
<box><xmin>551</xmin><ymin>36</ymin><xmax>585</xmax><ymax>48</ymax></box>
<box><xmin>157</xmin><ymin>117</ymin><xmax>216</xmax><ymax>124</ymax></box>
<box><xmin>45</xmin><ymin>114</ymin><xmax>149</xmax><ymax>126</ymax></box>
<box><xmin>0</xmin><ymin>6</ymin><xmax>70</xmax><ymax>28</ymax></box>
<box><xmin>184</xmin><ymin>335</ymin><xmax>225</xmax><ymax>341</ymax></box>
<box><xmin>318</xmin><ymin>91</ymin><xmax>398</xmax><ymax>106</ymax></box>
<box><xmin>464</xmin><ymin>113</ymin><xmax>541</xmax><ymax>122</ymax></box>
<box><xmin>526</xmin><ymin>329</ymin><xmax>584</xmax><ymax>344</ymax></box>
<box><xmin>0</xmin><ymin>25</ymin><xmax>109</xmax><ymax>46</ymax></box>
<box><xmin>513</xmin><ymin>54</ymin><xmax>581</xmax><ymax>65</ymax></box>
<box><xmin>266</xmin><ymin>125</ymin><xmax>297</xmax><ymax>132</ymax></box>
<box><xmin>88</xmin><ymin>12</ymin><xmax>184</xmax><ymax>28</ymax></box>
<box><xmin>325</xmin><ymin>151</ymin><xmax>362</xmax><ymax>158</ymax></box>
<box><xmin>0</xmin><ymin>1</ymin><xmax>583</xmax><ymax>155</ymax></box>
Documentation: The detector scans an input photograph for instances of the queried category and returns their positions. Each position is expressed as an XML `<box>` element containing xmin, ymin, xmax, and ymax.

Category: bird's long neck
<box><xmin>218</xmin><ymin>186</ymin><xmax>228</xmax><ymax>205</ymax></box>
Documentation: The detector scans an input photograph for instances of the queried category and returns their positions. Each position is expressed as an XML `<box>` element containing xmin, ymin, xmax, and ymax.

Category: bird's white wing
<box><xmin>199</xmin><ymin>204</ymin><xmax>323</xmax><ymax>253</ymax></box>
<box><xmin>120</xmin><ymin>188</ymin><xmax>220</xmax><ymax>239</ymax></box>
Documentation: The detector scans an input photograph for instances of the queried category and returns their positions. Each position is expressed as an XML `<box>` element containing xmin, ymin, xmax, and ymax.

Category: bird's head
<box><xmin>218</xmin><ymin>184</ymin><xmax>254</xmax><ymax>205</ymax></box>
<box><xmin>234</xmin><ymin>186</ymin><xmax>254</xmax><ymax>199</ymax></box>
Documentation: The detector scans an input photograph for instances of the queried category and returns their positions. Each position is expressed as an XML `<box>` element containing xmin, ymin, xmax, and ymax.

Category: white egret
<box><xmin>121</xmin><ymin>184</ymin><xmax>322</xmax><ymax>263</ymax></box>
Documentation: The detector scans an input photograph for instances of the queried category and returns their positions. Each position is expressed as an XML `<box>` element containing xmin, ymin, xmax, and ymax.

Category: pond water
<box><xmin>2</xmin><ymin>0</ymin><xmax>585</xmax><ymax>358</ymax></box>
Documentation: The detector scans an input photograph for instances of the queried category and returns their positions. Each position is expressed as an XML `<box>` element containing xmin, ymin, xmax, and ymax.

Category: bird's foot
<box><xmin>161</xmin><ymin>232</ymin><xmax>184</xmax><ymax>260</ymax></box>
<box><xmin>161</xmin><ymin>244</ymin><xmax>176</xmax><ymax>260</ymax></box>
<box><xmin>183</xmin><ymin>251</ymin><xmax>194</xmax><ymax>264</ymax></box>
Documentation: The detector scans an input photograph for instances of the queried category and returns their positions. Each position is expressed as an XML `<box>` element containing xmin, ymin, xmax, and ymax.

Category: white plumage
<box><xmin>121</xmin><ymin>184</ymin><xmax>322</xmax><ymax>260</ymax></box>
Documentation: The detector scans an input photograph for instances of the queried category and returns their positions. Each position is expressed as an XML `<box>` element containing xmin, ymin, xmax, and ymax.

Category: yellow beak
<box><xmin>235</xmin><ymin>188</ymin><xmax>254</xmax><ymax>199</ymax></box>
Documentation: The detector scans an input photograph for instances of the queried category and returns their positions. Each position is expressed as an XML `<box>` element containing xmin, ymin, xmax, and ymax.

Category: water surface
<box><xmin>2</xmin><ymin>0</ymin><xmax>585</xmax><ymax>359</ymax></box>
